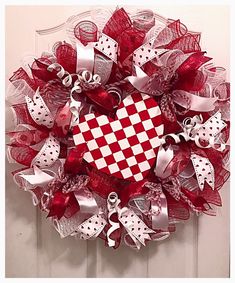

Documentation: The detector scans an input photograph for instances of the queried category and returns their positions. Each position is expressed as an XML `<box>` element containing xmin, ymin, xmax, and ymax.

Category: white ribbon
<box><xmin>76</xmin><ymin>214</ymin><xmax>107</xmax><ymax>240</ymax></box>
<box><xmin>31</xmin><ymin>134</ymin><xmax>60</xmax><ymax>168</ymax></box>
<box><xmin>76</xmin><ymin>42</ymin><xmax>95</xmax><ymax>73</ymax></box>
<box><xmin>107</xmin><ymin>192</ymin><xmax>155</xmax><ymax>249</ymax></box>
<box><xmin>25</xmin><ymin>88</ymin><xmax>54</xmax><ymax>128</ymax></box>
<box><xmin>191</xmin><ymin>154</ymin><xmax>215</xmax><ymax>191</ymax></box>
<box><xmin>20</xmin><ymin>165</ymin><xmax>54</xmax><ymax>186</ymax></box>
<box><xmin>94</xmin><ymin>33</ymin><xmax>118</xmax><ymax>63</ymax></box>
<box><xmin>154</xmin><ymin>145</ymin><xmax>174</xmax><ymax>179</ymax></box>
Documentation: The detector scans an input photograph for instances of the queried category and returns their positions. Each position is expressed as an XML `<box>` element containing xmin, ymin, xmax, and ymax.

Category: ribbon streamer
<box><xmin>191</xmin><ymin>153</ymin><xmax>215</xmax><ymax>190</ymax></box>
<box><xmin>53</xmin><ymin>213</ymin><xmax>84</xmax><ymax>238</ymax></box>
<box><xmin>94</xmin><ymin>33</ymin><xmax>118</xmax><ymax>63</ymax></box>
<box><xmin>20</xmin><ymin>165</ymin><xmax>54</xmax><ymax>186</ymax></box>
<box><xmin>25</xmin><ymin>88</ymin><xmax>54</xmax><ymax>128</ymax></box>
<box><xmin>154</xmin><ymin>145</ymin><xmax>174</xmax><ymax>179</ymax></box>
<box><xmin>31</xmin><ymin>135</ymin><xmax>60</xmax><ymax>168</ymax></box>
<box><xmin>171</xmin><ymin>90</ymin><xmax>218</xmax><ymax>112</ymax></box>
<box><xmin>144</xmin><ymin>182</ymin><xmax>169</xmax><ymax>230</ymax></box>
<box><xmin>77</xmin><ymin>214</ymin><xmax>107</xmax><ymax>240</ymax></box>
<box><xmin>76</xmin><ymin>42</ymin><xmax>95</xmax><ymax>73</ymax></box>
<box><xmin>106</xmin><ymin>192</ymin><xmax>121</xmax><ymax>247</ymax></box>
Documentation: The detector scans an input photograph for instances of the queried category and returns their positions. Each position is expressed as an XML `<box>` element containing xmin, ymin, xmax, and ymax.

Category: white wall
<box><xmin>5</xmin><ymin>5</ymin><xmax>230</xmax><ymax>278</ymax></box>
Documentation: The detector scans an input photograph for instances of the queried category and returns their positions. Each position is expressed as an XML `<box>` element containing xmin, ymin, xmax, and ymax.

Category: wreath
<box><xmin>6</xmin><ymin>7</ymin><xmax>230</xmax><ymax>249</ymax></box>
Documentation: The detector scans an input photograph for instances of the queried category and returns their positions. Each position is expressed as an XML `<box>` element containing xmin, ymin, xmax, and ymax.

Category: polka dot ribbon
<box><xmin>191</xmin><ymin>153</ymin><xmax>215</xmax><ymax>191</ymax></box>
<box><xmin>107</xmin><ymin>192</ymin><xmax>155</xmax><ymax>249</ymax></box>
<box><xmin>26</xmin><ymin>88</ymin><xmax>54</xmax><ymax>128</ymax></box>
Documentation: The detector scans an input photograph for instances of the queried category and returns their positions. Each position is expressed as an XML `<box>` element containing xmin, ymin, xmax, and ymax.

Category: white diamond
<box><xmin>142</xmin><ymin>119</ymin><xmax>154</xmax><ymax>131</ymax></box>
<box><xmin>135</xmin><ymin>101</ymin><xmax>146</xmax><ymax>112</ymax></box>
<box><xmin>87</xmin><ymin>139</ymin><xmax>98</xmax><ymax>150</ymax></box>
<box><xmin>97</xmin><ymin>115</ymin><xmax>109</xmax><ymax>126</ymax></box>
<box><xmin>119</xmin><ymin>138</ymin><xmax>130</xmax><ymax>150</ymax></box>
<box><xmin>108</xmin><ymin>163</ymin><xmax>119</xmax><ymax>174</ymax></box>
<box><xmin>129</xmin><ymin>113</ymin><xmax>141</xmax><ymax>124</ymax></box>
<box><xmin>85</xmin><ymin>113</ymin><xmax>95</xmax><ymax>121</ymax></box>
<box><xmin>149</xmin><ymin>137</ymin><xmax>161</xmax><ymax>148</ymax></box>
<box><xmin>100</xmin><ymin>145</ymin><xmax>112</xmax><ymax>157</ymax></box>
<box><xmin>95</xmin><ymin>158</ymin><xmax>107</xmax><ymax>169</ymax></box>
<box><xmin>139</xmin><ymin>160</ymin><xmax>150</xmax><ymax>171</ymax></box>
<box><xmin>116</xmin><ymin>107</ymin><xmax>128</xmax><ymax>119</ymax></box>
<box><xmin>126</xmin><ymin>156</ymin><xmax>137</xmax><ymax>166</ymax></box>
<box><xmin>91</xmin><ymin>127</ymin><xmax>103</xmax><ymax>138</ymax></box>
<box><xmin>132</xmin><ymin>144</ymin><xmax>143</xmax><ymax>155</ymax></box>
<box><xmin>144</xmin><ymin>149</ymin><xmax>156</xmax><ymax>160</ymax></box>
<box><xmin>120</xmin><ymin>167</ymin><xmax>132</xmax><ymax>178</ymax></box>
<box><xmin>110</xmin><ymin>120</ymin><xmax>122</xmax><ymax>132</ymax></box>
<box><xmin>79</xmin><ymin>121</ymin><xmax>90</xmax><ymax>132</ymax></box>
<box><xmin>84</xmin><ymin>151</ymin><xmax>94</xmax><ymax>162</ymax></box>
<box><xmin>113</xmin><ymin>151</ymin><xmax>125</xmax><ymax>162</ymax></box>
<box><xmin>105</xmin><ymin>132</ymin><xmax>116</xmax><ymax>144</ymax></box>
<box><xmin>73</xmin><ymin>133</ymin><xmax>85</xmax><ymax>145</ymax></box>
<box><xmin>155</xmin><ymin>124</ymin><xmax>164</xmax><ymax>136</ymax></box>
<box><xmin>124</xmin><ymin>125</ymin><xmax>135</xmax><ymax>137</ymax></box>
<box><xmin>137</xmin><ymin>132</ymin><xmax>149</xmax><ymax>142</ymax></box>
<box><xmin>122</xmin><ymin>95</ymin><xmax>134</xmax><ymax>106</ymax></box>
<box><xmin>148</xmin><ymin>106</ymin><xmax>161</xmax><ymax>118</ymax></box>
<box><xmin>133</xmin><ymin>173</ymin><xmax>143</xmax><ymax>181</ymax></box>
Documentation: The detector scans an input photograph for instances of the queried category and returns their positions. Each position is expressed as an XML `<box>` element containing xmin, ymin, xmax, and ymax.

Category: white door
<box><xmin>5</xmin><ymin>5</ymin><xmax>230</xmax><ymax>278</ymax></box>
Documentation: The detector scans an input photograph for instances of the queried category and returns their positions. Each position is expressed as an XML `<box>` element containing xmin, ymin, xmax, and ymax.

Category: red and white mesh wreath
<box><xmin>6</xmin><ymin>8</ymin><xmax>230</xmax><ymax>250</ymax></box>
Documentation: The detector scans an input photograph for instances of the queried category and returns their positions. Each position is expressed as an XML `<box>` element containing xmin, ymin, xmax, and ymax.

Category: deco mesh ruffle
<box><xmin>6</xmin><ymin>8</ymin><xmax>230</xmax><ymax>250</ymax></box>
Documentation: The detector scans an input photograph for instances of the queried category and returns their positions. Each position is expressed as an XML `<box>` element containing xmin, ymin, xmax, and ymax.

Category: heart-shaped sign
<box><xmin>73</xmin><ymin>93</ymin><xmax>164</xmax><ymax>181</ymax></box>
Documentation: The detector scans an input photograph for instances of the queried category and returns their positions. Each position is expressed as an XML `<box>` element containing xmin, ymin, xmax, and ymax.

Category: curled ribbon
<box><xmin>107</xmin><ymin>192</ymin><xmax>155</xmax><ymax>249</ymax></box>
<box><xmin>159</xmin><ymin>111</ymin><xmax>227</xmax><ymax>152</ymax></box>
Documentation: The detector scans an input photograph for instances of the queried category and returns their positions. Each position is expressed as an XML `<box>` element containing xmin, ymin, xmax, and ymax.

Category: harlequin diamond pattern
<box><xmin>73</xmin><ymin>93</ymin><xmax>164</xmax><ymax>181</ymax></box>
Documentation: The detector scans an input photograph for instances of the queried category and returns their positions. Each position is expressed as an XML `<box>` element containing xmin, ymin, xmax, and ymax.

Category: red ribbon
<box><xmin>47</xmin><ymin>190</ymin><xmax>80</xmax><ymax>219</ymax></box>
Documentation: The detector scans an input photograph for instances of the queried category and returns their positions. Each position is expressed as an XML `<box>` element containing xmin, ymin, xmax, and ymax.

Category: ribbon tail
<box><xmin>191</xmin><ymin>154</ymin><xmax>215</xmax><ymax>190</ymax></box>
<box><xmin>151</xmin><ymin>192</ymin><xmax>169</xmax><ymax>230</ymax></box>
<box><xmin>76</xmin><ymin>42</ymin><xmax>95</xmax><ymax>73</ymax></box>
<box><xmin>74</xmin><ymin>189</ymin><xmax>99</xmax><ymax>214</ymax></box>
<box><xmin>77</xmin><ymin>214</ymin><xmax>107</xmax><ymax>240</ymax></box>
<box><xmin>154</xmin><ymin>145</ymin><xmax>174</xmax><ymax>178</ymax></box>
<box><xmin>20</xmin><ymin>165</ymin><xmax>54</xmax><ymax>186</ymax></box>
<box><xmin>172</xmin><ymin>90</ymin><xmax>217</xmax><ymax>112</ymax></box>
<box><xmin>119</xmin><ymin>207</ymin><xmax>155</xmax><ymax>247</ymax></box>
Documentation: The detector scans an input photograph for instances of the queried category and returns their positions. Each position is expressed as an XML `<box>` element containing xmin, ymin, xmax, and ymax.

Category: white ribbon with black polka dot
<box><xmin>191</xmin><ymin>153</ymin><xmax>215</xmax><ymax>191</ymax></box>
<box><xmin>31</xmin><ymin>135</ymin><xmax>60</xmax><ymax>168</ymax></box>
<box><xmin>25</xmin><ymin>89</ymin><xmax>62</xmax><ymax>168</ymax></box>
<box><xmin>77</xmin><ymin>214</ymin><xmax>107</xmax><ymax>240</ymax></box>
<box><xmin>25</xmin><ymin>88</ymin><xmax>54</xmax><ymax>128</ymax></box>
<box><xmin>107</xmin><ymin>192</ymin><xmax>155</xmax><ymax>249</ymax></box>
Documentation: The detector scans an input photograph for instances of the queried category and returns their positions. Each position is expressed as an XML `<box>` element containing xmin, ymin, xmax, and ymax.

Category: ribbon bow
<box><xmin>106</xmin><ymin>192</ymin><xmax>155</xmax><ymax>249</ymax></box>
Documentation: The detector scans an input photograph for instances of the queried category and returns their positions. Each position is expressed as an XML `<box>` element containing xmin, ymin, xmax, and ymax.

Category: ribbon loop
<box><xmin>144</xmin><ymin>182</ymin><xmax>169</xmax><ymax>230</ymax></box>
